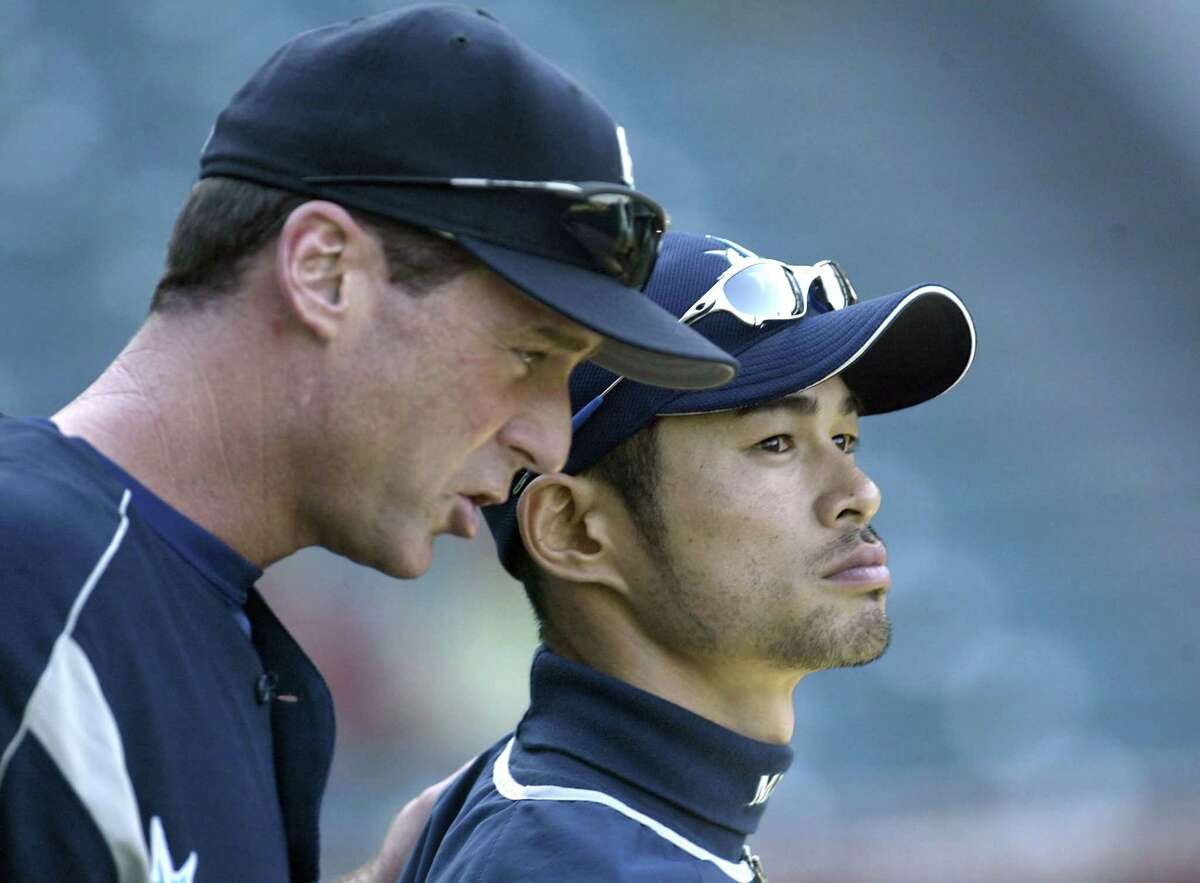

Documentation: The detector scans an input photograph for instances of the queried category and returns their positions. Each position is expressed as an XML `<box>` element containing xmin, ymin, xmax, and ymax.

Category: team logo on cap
<box><xmin>704</xmin><ymin>234</ymin><xmax>758</xmax><ymax>267</ymax></box>
<box><xmin>198</xmin><ymin>124</ymin><xmax>216</xmax><ymax>158</ymax></box>
<box><xmin>616</xmin><ymin>125</ymin><xmax>635</xmax><ymax>187</ymax></box>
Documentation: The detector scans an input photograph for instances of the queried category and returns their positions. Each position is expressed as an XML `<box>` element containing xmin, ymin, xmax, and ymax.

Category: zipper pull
<box><xmin>741</xmin><ymin>844</ymin><xmax>769</xmax><ymax>883</ymax></box>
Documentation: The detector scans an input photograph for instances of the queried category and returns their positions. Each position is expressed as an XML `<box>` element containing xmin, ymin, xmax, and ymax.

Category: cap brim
<box><xmin>659</xmin><ymin>285</ymin><xmax>976</xmax><ymax>416</ymax></box>
<box><xmin>457</xmin><ymin>235</ymin><xmax>738</xmax><ymax>390</ymax></box>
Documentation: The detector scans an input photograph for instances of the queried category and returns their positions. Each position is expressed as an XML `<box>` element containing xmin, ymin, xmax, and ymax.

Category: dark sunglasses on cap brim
<box><xmin>301</xmin><ymin>174</ymin><xmax>667</xmax><ymax>289</ymax></box>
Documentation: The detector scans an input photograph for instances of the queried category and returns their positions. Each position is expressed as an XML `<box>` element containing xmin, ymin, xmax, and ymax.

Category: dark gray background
<box><xmin>4</xmin><ymin>2</ymin><xmax>1197</xmax><ymax>880</ymax></box>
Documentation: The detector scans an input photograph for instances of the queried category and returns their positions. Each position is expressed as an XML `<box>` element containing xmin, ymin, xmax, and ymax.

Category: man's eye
<box><xmin>758</xmin><ymin>435</ymin><xmax>794</xmax><ymax>454</ymax></box>
<box><xmin>833</xmin><ymin>433</ymin><xmax>858</xmax><ymax>453</ymax></box>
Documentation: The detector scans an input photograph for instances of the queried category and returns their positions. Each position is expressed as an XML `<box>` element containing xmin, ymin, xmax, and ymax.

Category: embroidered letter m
<box><xmin>748</xmin><ymin>773</ymin><xmax>783</xmax><ymax>806</ymax></box>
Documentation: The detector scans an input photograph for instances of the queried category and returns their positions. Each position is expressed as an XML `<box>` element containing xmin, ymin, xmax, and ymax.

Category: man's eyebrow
<box><xmin>734</xmin><ymin>395</ymin><xmax>818</xmax><ymax>419</ymax></box>
<box><xmin>531</xmin><ymin>326</ymin><xmax>600</xmax><ymax>357</ymax></box>
<box><xmin>841</xmin><ymin>392</ymin><xmax>864</xmax><ymax>416</ymax></box>
<box><xmin>733</xmin><ymin>391</ymin><xmax>863</xmax><ymax>419</ymax></box>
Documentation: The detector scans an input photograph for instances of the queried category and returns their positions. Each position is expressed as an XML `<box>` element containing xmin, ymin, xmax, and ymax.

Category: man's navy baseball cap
<box><xmin>197</xmin><ymin>5</ymin><xmax>736</xmax><ymax>390</ymax></box>
<box><xmin>485</xmin><ymin>230</ymin><xmax>976</xmax><ymax>576</ymax></box>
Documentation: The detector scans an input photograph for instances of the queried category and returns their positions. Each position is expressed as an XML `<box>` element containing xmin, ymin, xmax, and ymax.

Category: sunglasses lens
<box><xmin>813</xmin><ymin>261</ymin><xmax>857</xmax><ymax>310</ymax></box>
<box><xmin>561</xmin><ymin>194</ymin><xmax>664</xmax><ymax>288</ymax></box>
<box><xmin>723</xmin><ymin>263</ymin><xmax>805</xmax><ymax>320</ymax></box>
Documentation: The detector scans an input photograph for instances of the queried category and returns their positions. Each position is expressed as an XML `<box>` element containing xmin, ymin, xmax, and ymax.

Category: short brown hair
<box><xmin>151</xmin><ymin>176</ymin><xmax>477</xmax><ymax>312</ymax></box>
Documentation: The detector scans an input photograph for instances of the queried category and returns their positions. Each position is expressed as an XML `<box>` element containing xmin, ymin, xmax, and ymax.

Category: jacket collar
<box><xmin>516</xmin><ymin>648</ymin><xmax>793</xmax><ymax>849</ymax></box>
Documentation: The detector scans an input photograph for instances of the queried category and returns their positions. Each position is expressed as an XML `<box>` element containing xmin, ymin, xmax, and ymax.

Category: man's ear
<box><xmin>274</xmin><ymin>201</ymin><xmax>367</xmax><ymax>341</ymax></box>
<box><xmin>517</xmin><ymin>473</ymin><xmax>629</xmax><ymax>594</ymax></box>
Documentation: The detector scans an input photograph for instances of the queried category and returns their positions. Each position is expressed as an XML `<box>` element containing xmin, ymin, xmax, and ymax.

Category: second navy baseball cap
<box><xmin>198</xmin><ymin>5</ymin><xmax>736</xmax><ymax>390</ymax></box>
<box><xmin>485</xmin><ymin>230</ymin><xmax>976</xmax><ymax>576</ymax></box>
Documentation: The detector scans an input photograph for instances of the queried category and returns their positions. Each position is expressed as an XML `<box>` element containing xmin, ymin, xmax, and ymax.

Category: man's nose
<box><xmin>817</xmin><ymin>465</ymin><xmax>882</xmax><ymax>528</ymax></box>
<box><xmin>495</xmin><ymin>391</ymin><xmax>573</xmax><ymax>476</ymax></box>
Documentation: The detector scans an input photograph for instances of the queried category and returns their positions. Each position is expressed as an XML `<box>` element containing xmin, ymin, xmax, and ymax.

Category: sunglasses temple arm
<box><xmin>570</xmin><ymin>395</ymin><xmax>604</xmax><ymax>433</ymax></box>
<box><xmin>570</xmin><ymin>375</ymin><xmax>625</xmax><ymax>433</ymax></box>
<box><xmin>512</xmin><ymin>375</ymin><xmax>625</xmax><ymax>498</ymax></box>
<box><xmin>570</xmin><ymin>306</ymin><xmax>705</xmax><ymax>434</ymax></box>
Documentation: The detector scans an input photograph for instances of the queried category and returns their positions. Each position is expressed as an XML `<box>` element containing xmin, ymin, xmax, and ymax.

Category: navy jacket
<box><xmin>0</xmin><ymin>416</ymin><xmax>335</xmax><ymax>882</ymax></box>
<box><xmin>401</xmin><ymin>650</ymin><xmax>792</xmax><ymax>882</ymax></box>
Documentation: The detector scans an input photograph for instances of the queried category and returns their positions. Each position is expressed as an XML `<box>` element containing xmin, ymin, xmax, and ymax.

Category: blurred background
<box><xmin>4</xmin><ymin>1</ymin><xmax>1198</xmax><ymax>880</ymax></box>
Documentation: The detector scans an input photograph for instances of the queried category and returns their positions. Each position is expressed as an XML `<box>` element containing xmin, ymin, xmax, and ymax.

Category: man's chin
<box><xmin>370</xmin><ymin>508</ymin><xmax>485</xmax><ymax>578</ymax></box>
<box><xmin>384</xmin><ymin>554</ymin><xmax>434</xmax><ymax>580</ymax></box>
<box><xmin>831</xmin><ymin>605</ymin><xmax>892</xmax><ymax>668</ymax></box>
<box><xmin>842</xmin><ymin>620</ymin><xmax>891</xmax><ymax>668</ymax></box>
<box><xmin>347</xmin><ymin>532</ymin><xmax>435</xmax><ymax>580</ymax></box>
<box><xmin>772</xmin><ymin>608</ymin><xmax>891</xmax><ymax>672</ymax></box>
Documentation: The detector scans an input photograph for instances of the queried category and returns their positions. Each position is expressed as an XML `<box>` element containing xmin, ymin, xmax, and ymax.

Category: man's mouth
<box><xmin>821</xmin><ymin>543</ymin><xmax>890</xmax><ymax>589</ymax></box>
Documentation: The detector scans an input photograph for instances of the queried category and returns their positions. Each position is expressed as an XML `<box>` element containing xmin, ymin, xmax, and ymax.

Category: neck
<box><xmin>53</xmin><ymin>307</ymin><xmax>302</xmax><ymax>567</ymax></box>
<box><xmin>551</xmin><ymin>610</ymin><xmax>805</xmax><ymax>745</ymax></box>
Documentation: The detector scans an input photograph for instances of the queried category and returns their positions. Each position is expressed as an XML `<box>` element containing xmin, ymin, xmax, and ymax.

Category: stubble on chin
<box><xmin>760</xmin><ymin>597</ymin><xmax>892</xmax><ymax>673</ymax></box>
<box><xmin>769</xmin><ymin>526</ymin><xmax>891</xmax><ymax>671</ymax></box>
<box><xmin>640</xmin><ymin>524</ymin><xmax>893</xmax><ymax>672</ymax></box>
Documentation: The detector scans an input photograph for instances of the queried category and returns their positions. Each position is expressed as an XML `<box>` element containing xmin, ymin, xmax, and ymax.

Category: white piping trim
<box><xmin>0</xmin><ymin>489</ymin><xmax>132</xmax><ymax>784</ymax></box>
<box><xmin>491</xmin><ymin>738</ymin><xmax>755</xmax><ymax>882</ymax></box>
<box><xmin>667</xmin><ymin>285</ymin><xmax>977</xmax><ymax>417</ymax></box>
<box><xmin>25</xmin><ymin>636</ymin><xmax>151</xmax><ymax>880</ymax></box>
<box><xmin>0</xmin><ymin>491</ymin><xmax>150</xmax><ymax>881</ymax></box>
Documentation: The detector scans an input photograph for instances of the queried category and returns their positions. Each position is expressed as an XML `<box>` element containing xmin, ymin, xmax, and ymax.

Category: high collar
<box><xmin>516</xmin><ymin>648</ymin><xmax>793</xmax><ymax>844</ymax></box>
